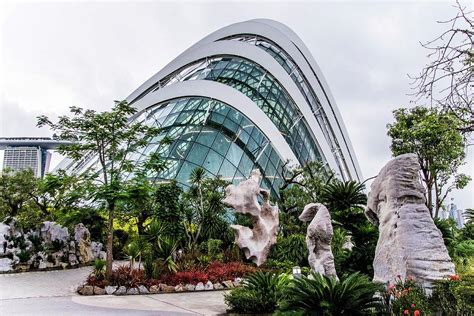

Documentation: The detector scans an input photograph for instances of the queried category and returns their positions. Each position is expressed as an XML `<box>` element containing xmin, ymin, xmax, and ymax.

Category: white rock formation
<box><xmin>74</xmin><ymin>223</ymin><xmax>93</xmax><ymax>263</ymax></box>
<box><xmin>40</xmin><ymin>221</ymin><xmax>69</xmax><ymax>244</ymax></box>
<box><xmin>0</xmin><ymin>258</ymin><xmax>13</xmax><ymax>272</ymax></box>
<box><xmin>299</xmin><ymin>203</ymin><xmax>338</xmax><ymax>279</ymax></box>
<box><xmin>223</xmin><ymin>169</ymin><xmax>279</xmax><ymax>266</ymax></box>
<box><xmin>91</xmin><ymin>241</ymin><xmax>106</xmax><ymax>260</ymax></box>
<box><xmin>0</xmin><ymin>222</ymin><xmax>10</xmax><ymax>255</ymax></box>
<box><xmin>365</xmin><ymin>153</ymin><xmax>455</xmax><ymax>289</ymax></box>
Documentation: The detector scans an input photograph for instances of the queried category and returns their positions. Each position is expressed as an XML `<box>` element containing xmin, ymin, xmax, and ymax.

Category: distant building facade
<box><xmin>440</xmin><ymin>198</ymin><xmax>465</xmax><ymax>229</ymax></box>
<box><xmin>0</xmin><ymin>137</ymin><xmax>70</xmax><ymax>178</ymax></box>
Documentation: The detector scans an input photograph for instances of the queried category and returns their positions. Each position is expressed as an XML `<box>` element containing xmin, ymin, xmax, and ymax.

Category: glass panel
<box><xmin>176</xmin><ymin>161</ymin><xmax>199</xmax><ymax>185</ymax></box>
<box><xmin>218</xmin><ymin>159</ymin><xmax>237</xmax><ymax>181</ymax></box>
<box><xmin>211</xmin><ymin>133</ymin><xmax>231</xmax><ymax>156</ymax></box>
<box><xmin>186</xmin><ymin>142</ymin><xmax>209</xmax><ymax>166</ymax></box>
<box><xmin>226</xmin><ymin>143</ymin><xmax>243</xmax><ymax>167</ymax></box>
<box><xmin>195</xmin><ymin>128</ymin><xmax>217</xmax><ymax>147</ymax></box>
<box><xmin>203</xmin><ymin>150</ymin><xmax>224</xmax><ymax>175</ymax></box>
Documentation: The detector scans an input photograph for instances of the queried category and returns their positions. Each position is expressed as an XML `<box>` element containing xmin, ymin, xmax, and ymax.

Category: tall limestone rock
<box><xmin>365</xmin><ymin>153</ymin><xmax>455</xmax><ymax>289</ymax></box>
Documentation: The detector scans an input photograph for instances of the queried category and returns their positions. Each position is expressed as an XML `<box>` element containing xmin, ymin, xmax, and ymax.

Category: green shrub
<box><xmin>51</xmin><ymin>239</ymin><xmax>64</xmax><ymax>252</ymax></box>
<box><xmin>143</xmin><ymin>251</ymin><xmax>154</xmax><ymax>279</ymax></box>
<box><xmin>224</xmin><ymin>271</ymin><xmax>289</xmax><ymax>314</ymax></box>
<box><xmin>271</xmin><ymin>234</ymin><xmax>308</xmax><ymax>266</ymax></box>
<box><xmin>27</xmin><ymin>234</ymin><xmax>43</xmax><ymax>251</ymax></box>
<box><xmin>112</xmin><ymin>229</ymin><xmax>129</xmax><ymax>259</ymax></box>
<box><xmin>432</xmin><ymin>273</ymin><xmax>474</xmax><ymax>314</ymax></box>
<box><xmin>206</xmin><ymin>239</ymin><xmax>223</xmax><ymax>261</ymax></box>
<box><xmin>280</xmin><ymin>272</ymin><xmax>384</xmax><ymax>315</ymax></box>
<box><xmin>17</xmin><ymin>250</ymin><xmax>31</xmax><ymax>263</ymax></box>
<box><xmin>386</xmin><ymin>276</ymin><xmax>430</xmax><ymax>315</ymax></box>
<box><xmin>93</xmin><ymin>259</ymin><xmax>106</xmax><ymax>279</ymax></box>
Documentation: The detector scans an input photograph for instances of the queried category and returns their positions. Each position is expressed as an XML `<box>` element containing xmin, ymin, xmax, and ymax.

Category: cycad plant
<box><xmin>280</xmin><ymin>272</ymin><xmax>384</xmax><ymax>315</ymax></box>
<box><xmin>224</xmin><ymin>271</ymin><xmax>290</xmax><ymax>314</ymax></box>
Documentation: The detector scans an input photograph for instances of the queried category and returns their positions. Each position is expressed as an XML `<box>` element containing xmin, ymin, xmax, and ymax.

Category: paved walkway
<box><xmin>0</xmin><ymin>266</ymin><xmax>228</xmax><ymax>315</ymax></box>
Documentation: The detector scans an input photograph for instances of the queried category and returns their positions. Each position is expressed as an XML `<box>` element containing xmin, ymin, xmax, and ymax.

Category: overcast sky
<box><xmin>0</xmin><ymin>0</ymin><xmax>472</xmax><ymax>209</ymax></box>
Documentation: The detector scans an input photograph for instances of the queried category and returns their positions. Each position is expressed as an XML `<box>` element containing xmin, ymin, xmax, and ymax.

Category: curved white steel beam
<box><xmin>130</xmin><ymin>80</ymin><xmax>300</xmax><ymax>166</ymax></box>
<box><xmin>126</xmin><ymin>40</ymin><xmax>338</xmax><ymax>173</ymax></box>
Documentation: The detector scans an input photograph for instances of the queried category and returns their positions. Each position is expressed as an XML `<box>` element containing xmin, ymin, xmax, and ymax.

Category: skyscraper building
<box><xmin>0</xmin><ymin>137</ymin><xmax>70</xmax><ymax>178</ymax></box>
<box><xmin>60</xmin><ymin>19</ymin><xmax>362</xmax><ymax>197</ymax></box>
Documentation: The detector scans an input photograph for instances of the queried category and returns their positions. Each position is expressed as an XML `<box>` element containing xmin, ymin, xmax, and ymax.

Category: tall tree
<box><xmin>37</xmin><ymin>100</ymin><xmax>163</xmax><ymax>277</ymax></box>
<box><xmin>411</xmin><ymin>1</ymin><xmax>473</xmax><ymax>133</ymax></box>
<box><xmin>387</xmin><ymin>106</ymin><xmax>470</xmax><ymax>217</ymax></box>
<box><xmin>0</xmin><ymin>168</ymin><xmax>37</xmax><ymax>218</ymax></box>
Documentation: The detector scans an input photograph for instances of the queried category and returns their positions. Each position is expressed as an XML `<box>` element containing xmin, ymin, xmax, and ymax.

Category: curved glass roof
<box><xmin>131</xmin><ymin>97</ymin><xmax>286</xmax><ymax>197</ymax></box>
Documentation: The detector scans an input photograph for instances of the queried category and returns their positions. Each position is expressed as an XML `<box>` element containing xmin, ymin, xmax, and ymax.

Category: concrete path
<box><xmin>0</xmin><ymin>266</ymin><xmax>228</xmax><ymax>315</ymax></box>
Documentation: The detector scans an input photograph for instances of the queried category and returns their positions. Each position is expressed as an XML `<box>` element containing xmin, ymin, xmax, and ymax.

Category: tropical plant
<box><xmin>318</xmin><ymin>179</ymin><xmax>377</xmax><ymax>276</ymax></box>
<box><xmin>224</xmin><ymin>271</ymin><xmax>289</xmax><ymax>314</ymax></box>
<box><xmin>270</xmin><ymin>234</ymin><xmax>308</xmax><ymax>266</ymax></box>
<box><xmin>182</xmin><ymin>171</ymin><xmax>231</xmax><ymax>247</ymax></box>
<box><xmin>125</xmin><ymin>240</ymin><xmax>141</xmax><ymax>269</ymax></box>
<box><xmin>435</xmin><ymin>218</ymin><xmax>474</xmax><ymax>271</ymax></box>
<box><xmin>320</xmin><ymin>180</ymin><xmax>367</xmax><ymax>212</ymax></box>
<box><xmin>280</xmin><ymin>272</ymin><xmax>384</xmax><ymax>315</ymax></box>
<box><xmin>153</xmin><ymin>236</ymin><xmax>178</xmax><ymax>274</ymax></box>
<box><xmin>0</xmin><ymin>169</ymin><xmax>38</xmax><ymax>219</ymax></box>
<box><xmin>206</xmin><ymin>239</ymin><xmax>223</xmax><ymax>261</ymax></box>
<box><xmin>92</xmin><ymin>259</ymin><xmax>106</xmax><ymax>279</ymax></box>
<box><xmin>331</xmin><ymin>227</ymin><xmax>351</xmax><ymax>273</ymax></box>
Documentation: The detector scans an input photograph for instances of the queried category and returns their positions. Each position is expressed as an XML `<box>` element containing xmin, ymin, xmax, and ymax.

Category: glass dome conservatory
<box><xmin>59</xmin><ymin>19</ymin><xmax>362</xmax><ymax>198</ymax></box>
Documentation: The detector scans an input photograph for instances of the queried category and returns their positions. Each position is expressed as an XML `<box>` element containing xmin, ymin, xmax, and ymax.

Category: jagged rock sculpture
<box><xmin>365</xmin><ymin>153</ymin><xmax>455</xmax><ymax>289</ymax></box>
<box><xmin>74</xmin><ymin>223</ymin><xmax>93</xmax><ymax>263</ymax></box>
<box><xmin>299</xmin><ymin>203</ymin><xmax>338</xmax><ymax>278</ymax></box>
<box><xmin>40</xmin><ymin>221</ymin><xmax>69</xmax><ymax>245</ymax></box>
<box><xmin>223</xmin><ymin>169</ymin><xmax>278</xmax><ymax>266</ymax></box>
<box><xmin>91</xmin><ymin>241</ymin><xmax>106</xmax><ymax>260</ymax></box>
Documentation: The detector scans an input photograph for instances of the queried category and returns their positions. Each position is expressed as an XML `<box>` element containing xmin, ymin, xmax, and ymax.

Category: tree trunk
<box><xmin>106</xmin><ymin>203</ymin><xmax>114</xmax><ymax>279</ymax></box>
<box><xmin>426</xmin><ymin>183</ymin><xmax>433</xmax><ymax>217</ymax></box>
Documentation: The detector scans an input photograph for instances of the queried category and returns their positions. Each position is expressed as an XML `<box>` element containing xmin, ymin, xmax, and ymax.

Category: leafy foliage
<box><xmin>17</xmin><ymin>250</ymin><xmax>32</xmax><ymax>263</ymax></box>
<box><xmin>319</xmin><ymin>179</ymin><xmax>377</xmax><ymax>276</ymax></box>
<box><xmin>225</xmin><ymin>271</ymin><xmax>289</xmax><ymax>314</ymax></box>
<box><xmin>278</xmin><ymin>161</ymin><xmax>334</xmax><ymax>236</ymax></box>
<box><xmin>37</xmin><ymin>100</ymin><xmax>166</xmax><ymax>277</ymax></box>
<box><xmin>182</xmin><ymin>169</ymin><xmax>232</xmax><ymax>247</ymax></box>
<box><xmin>280</xmin><ymin>272</ymin><xmax>384</xmax><ymax>315</ymax></box>
<box><xmin>387</xmin><ymin>106</ymin><xmax>470</xmax><ymax>217</ymax></box>
<box><xmin>431</xmin><ymin>273</ymin><xmax>474</xmax><ymax>315</ymax></box>
<box><xmin>93</xmin><ymin>259</ymin><xmax>106</xmax><ymax>279</ymax></box>
<box><xmin>270</xmin><ymin>234</ymin><xmax>308</xmax><ymax>266</ymax></box>
<box><xmin>384</xmin><ymin>276</ymin><xmax>431</xmax><ymax>315</ymax></box>
<box><xmin>434</xmin><ymin>218</ymin><xmax>474</xmax><ymax>271</ymax></box>
<box><xmin>321</xmin><ymin>180</ymin><xmax>367</xmax><ymax>212</ymax></box>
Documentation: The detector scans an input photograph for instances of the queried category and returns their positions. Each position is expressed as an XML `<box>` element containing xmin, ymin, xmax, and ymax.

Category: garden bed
<box><xmin>78</xmin><ymin>261</ymin><xmax>253</xmax><ymax>296</ymax></box>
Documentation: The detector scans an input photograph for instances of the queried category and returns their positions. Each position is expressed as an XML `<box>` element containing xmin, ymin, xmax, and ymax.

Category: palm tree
<box><xmin>464</xmin><ymin>208</ymin><xmax>474</xmax><ymax>223</ymax></box>
<box><xmin>320</xmin><ymin>180</ymin><xmax>367</xmax><ymax>211</ymax></box>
